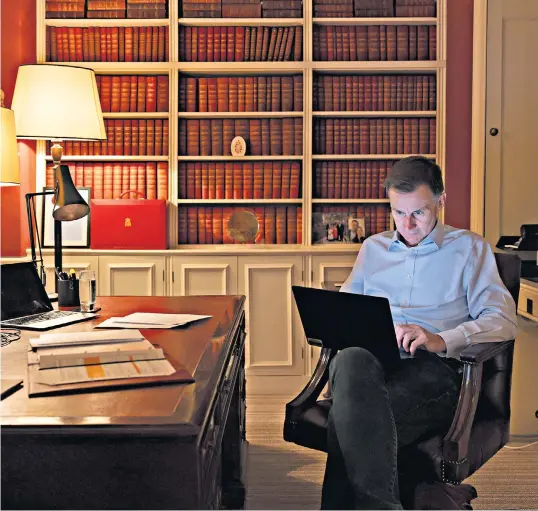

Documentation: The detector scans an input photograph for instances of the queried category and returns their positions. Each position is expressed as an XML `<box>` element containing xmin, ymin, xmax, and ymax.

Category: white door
<box><xmin>485</xmin><ymin>0</ymin><xmax>538</xmax><ymax>246</ymax></box>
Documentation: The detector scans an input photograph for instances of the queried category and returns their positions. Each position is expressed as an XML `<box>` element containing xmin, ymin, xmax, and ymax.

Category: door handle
<box><xmin>489</xmin><ymin>128</ymin><xmax>499</xmax><ymax>136</ymax></box>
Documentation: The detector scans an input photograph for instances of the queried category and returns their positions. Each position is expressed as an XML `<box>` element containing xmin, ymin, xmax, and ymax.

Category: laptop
<box><xmin>1</xmin><ymin>262</ymin><xmax>97</xmax><ymax>331</ymax></box>
<box><xmin>292</xmin><ymin>285</ymin><xmax>401</xmax><ymax>370</ymax></box>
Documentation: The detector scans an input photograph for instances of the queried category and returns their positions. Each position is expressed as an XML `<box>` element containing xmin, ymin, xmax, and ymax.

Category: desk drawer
<box><xmin>518</xmin><ymin>281</ymin><xmax>538</xmax><ymax>322</ymax></box>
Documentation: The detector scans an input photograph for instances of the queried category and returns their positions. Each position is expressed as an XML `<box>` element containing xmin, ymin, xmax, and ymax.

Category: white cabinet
<box><xmin>311</xmin><ymin>254</ymin><xmax>357</xmax><ymax>289</ymax></box>
<box><xmin>238</xmin><ymin>255</ymin><xmax>305</xmax><ymax>377</ymax></box>
<box><xmin>170</xmin><ymin>256</ymin><xmax>238</xmax><ymax>296</ymax></box>
<box><xmin>41</xmin><ymin>255</ymin><xmax>99</xmax><ymax>295</ymax></box>
<box><xmin>98</xmin><ymin>255</ymin><xmax>166</xmax><ymax>296</ymax></box>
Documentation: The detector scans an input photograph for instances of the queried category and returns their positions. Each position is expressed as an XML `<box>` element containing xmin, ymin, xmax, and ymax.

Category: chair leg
<box><xmin>410</xmin><ymin>482</ymin><xmax>477</xmax><ymax>510</ymax></box>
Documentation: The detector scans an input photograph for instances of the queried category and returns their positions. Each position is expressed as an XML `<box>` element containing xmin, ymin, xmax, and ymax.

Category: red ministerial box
<box><xmin>90</xmin><ymin>198</ymin><xmax>167</xmax><ymax>250</ymax></box>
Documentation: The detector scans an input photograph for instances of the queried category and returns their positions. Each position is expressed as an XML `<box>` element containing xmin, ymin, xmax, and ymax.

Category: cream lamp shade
<box><xmin>0</xmin><ymin>97</ymin><xmax>21</xmax><ymax>185</ymax></box>
<box><xmin>11</xmin><ymin>64</ymin><xmax>106</xmax><ymax>142</ymax></box>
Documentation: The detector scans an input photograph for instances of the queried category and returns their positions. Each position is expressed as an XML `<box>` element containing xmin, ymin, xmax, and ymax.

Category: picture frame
<box><xmin>312</xmin><ymin>212</ymin><xmax>367</xmax><ymax>245</ymax></box>
<box><xmin>41</xmin><ymin>187</ymin><xmax>91</xmax><ymax>248</ymax></box>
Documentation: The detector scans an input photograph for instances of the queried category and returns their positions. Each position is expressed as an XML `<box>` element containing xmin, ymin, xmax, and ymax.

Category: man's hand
<box><xmin>395</xmin><ymin>324</ymin><xmax>446</xmax><ymax>356</ymax></box>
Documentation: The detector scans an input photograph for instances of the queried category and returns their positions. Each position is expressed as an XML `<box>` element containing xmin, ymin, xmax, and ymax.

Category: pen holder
<box><xmin>58</xmin><ymin>279</ymin><xmax>80</xmax><ymax>307</ymax></box>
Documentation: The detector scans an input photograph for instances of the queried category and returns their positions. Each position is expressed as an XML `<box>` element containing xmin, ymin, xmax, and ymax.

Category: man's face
<box><xmin>388</xmin><ymin>184</ymin><xmax>445</xmax><ymax>247</ymax></box>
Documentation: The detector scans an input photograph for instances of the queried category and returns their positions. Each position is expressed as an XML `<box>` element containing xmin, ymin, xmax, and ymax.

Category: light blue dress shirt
<box><xmin>340</xmin><ymin>222</ymin><xmax>518</xmax><ymax>359</ymax></box>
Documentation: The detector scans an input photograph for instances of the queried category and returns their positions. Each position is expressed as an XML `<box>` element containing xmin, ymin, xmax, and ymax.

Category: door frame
<box><xmin>470</xmin><ymin>0</ymin><xmax>488</xmax><ymax>236</ymax></box>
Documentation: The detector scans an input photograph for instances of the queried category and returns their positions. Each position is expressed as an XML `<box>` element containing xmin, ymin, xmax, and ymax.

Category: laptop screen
<box><xmin>1</xmin><ymin>262</ymin><xmax>52</xmax><ymax>320</ymax></box>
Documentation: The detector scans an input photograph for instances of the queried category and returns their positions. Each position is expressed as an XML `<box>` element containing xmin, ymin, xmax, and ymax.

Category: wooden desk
<box><xmin>1</xmin><ymin>295</ymin><xmax>247</xmax><ymax>510</ymax></box>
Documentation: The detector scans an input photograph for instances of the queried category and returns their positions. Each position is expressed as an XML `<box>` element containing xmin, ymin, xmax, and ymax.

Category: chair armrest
<box><xmin>441</xmin><ymin>340</ymin><xmax>514</xmax><ymax>481</ymax></box>
<box><xmin>285</xmin><ymin>348</ymin><xmax>336</xmax><ymax>420</ymax></box>
<box><xmin>459</xmin><ymin>340</ymin><xmax>514</xmax><ymax>365</ymax></box>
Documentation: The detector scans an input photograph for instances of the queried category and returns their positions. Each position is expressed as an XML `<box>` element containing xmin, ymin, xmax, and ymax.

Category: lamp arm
<box><xmin>25</xmin><ymin>191</ymin><xmax>56</xmax><ymax>289</ymax></box>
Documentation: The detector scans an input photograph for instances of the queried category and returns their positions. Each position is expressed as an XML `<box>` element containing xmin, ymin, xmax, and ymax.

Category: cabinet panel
<box><xmin>98</xmin><ymin>256</ymin><xmax>166</xmax><ymax>296</ymax></box>
<box><xmin>311</xmin><ymin>254</ymin><xmax>357</xmax><ymax>289</ymax></box>
<box><xmin>238</xmin><ymin>256</ymin><xmax>304</xmax><ymax>376</ymax></box>
<box><xmin>171</xmin><ymin>256</ymin><xmax>238</xmax><ymax>296</ymax></box>
<box><xmin>42</xmin><ymin>256</ymin><xmax>99</xmax><ymax>295</ymax></box>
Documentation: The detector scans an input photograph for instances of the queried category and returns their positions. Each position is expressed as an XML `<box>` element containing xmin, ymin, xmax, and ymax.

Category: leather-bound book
<box><xmin>198</xmin><ymin>77</ymin><xmax>208</xmax><ymax>112</ymax></box>
<box><xmin>243</xmin><ymin>162</ymin><xmax>254</xmax><ymax>199</ymax></box>
<box><xmin>225</xmin><ymin>162</ymin><xmax>234</xmax><ymax>199</ymax></box>
<box><xmin>215</xmin><ymin>163</ymin><xmax>225</xmax><ymax>199</ymax></box>
<box><xmin>271</xmin><ymin>161</ymin><xmax>282</xmax><ymax>199</ymax></box>
<box><xmin>208</xmin><ymin>162</ymin><xmax>216</xmax><ymax>199</ymax></box>
<box><xmin>157</xmin><ymin>75</ymin><xmax>168</xmax><ymax>112</ymax></box>
<box><xmin>282</xmin><ymin>118</ymin><xmax>295</xmax><ymax>156</ymax></box>
<box><xmin>197</xmin><ymin>207</ymin><xmax>206</xmax><ymax>244</ymax></box>
<box><xmin>131</xmin><ymin>119</ymin><xmax>139</xmax><ymax>156</ymax></box>
<box><xmin>186</xmin><ymin>119</ymin><xmax>200</xmax><ymax>156</ymax></box>
<box><xmin>294</xmin><ymin>118</ymin><xmax>303</xmax><ymax>155</ymax></box>
<box><xmin>250</xmin><ymin>119</ymin><xmax>262</xmax><ymax>155</ymax></box>
<box><xmin>269</xmin><ymin>118</ymin><xmax>283</xmax><ymax>155</ymax></box>
<box><xmin>253</xmin><ymin>162</ymin><xmax>264</xmax><ymax>199</ymax></box>
<box><xmin>178</xmin><ymin>119</ymin><xmax>187</xmax><ymax>155</ymax></box>
<box><xmin>199</xmin><ymin>119</ymin><xmax>211</xmax><ymax>156</ymax></box>
<box><xmin>212</xmin><ymin>207</ymin><xmax>223</xmax><ymax>244</ymax></box>
<box><xmin>261</xmin><ymin>119</ymin><xmax>271</xmax><ymax>156</ymax></box>
<box><xmin>234</xmin><ymin>26</ymin><xmax>245</xmax><ymax>62</ymax></box>
<box><xmin>263</xmin><ymin>162</ymin><xmax>273</xmax><ymax>199</ymax></box>
<box><xmin>186</xmin><ymin>77</ymin><xmax>197</xmax><ymax>112</ymax></box>
<box><xmin>223</xmin><ymin>119</ymin><xmax>235</xmax><ymax>155</ymax></box>
<box><xmin>211</xmin><ymin>119</ymin><xmax>223</xmax><ymax>156</ymax></box>
<box><xmin>138</xmin><ymin>119</ymin><xmax>147</xmax><ymax>155</ymax></box>
<box><xmin>429</xmin><ymin>25</ymin><xmax>436</xmax><ymax>60</ymax></box>
<box><xmin>281</xmin><ymin>162</ymin><xmax>291</xmax><ymax>199</ymax></box>
<box><xmin>123</xmin><ymin>120</ymin><xmax>132</xmax><ymax>156</ymax></box>
<box><xmin>197</xmin><ymin>162</ymin><xmax>205</xmax><ymax>199</ymax></box>
<box><xmin>146</xmin><ymin>162</ymin><xmax>157</xmax><ymax>199</ymax></box>
<box><xmin>136</xmin><ymin>75</ymin><xmax>146</xmax><ymax>111</ymax></box>
<box><xmin>264</xmin><ymin>207</ymin><xmax>276</xmax><ymax>244</ymax></box>
<box><xmin>429</xmin><ymin>118</ymin><xmax>436</xmax><ymax>154</ymax></box>
<box><xmin>275</xmin><ymin>207</ymin><xmax>287</xmax><ymax>244</ymax></box>
<box><xmin>417</xmin><ymin>25</ymin><xmax>429</xmax><ymax>60</ymax></box>
<box><xmin>233</xmin><ymin>163</ymin><xmax>243</xmax><ymax>199</ymax></box>
<box><xmin>396</xmin><ymin>25</ymin><xmax>409</xmax><ymax>61</ymax></box>
<box><xmin>217</xmin><ymin>77</ymin><xmax>229</xmax><ymax>112</ymax></box>
<box><xmin>207</xmin><ymin>77</ymin><xmax>218</xmax><ymax>112</ymax></box>
<box><xmin>146</xmin><ymin>76</ymin><xmax>157</xmax><ymax>112</ymax></box>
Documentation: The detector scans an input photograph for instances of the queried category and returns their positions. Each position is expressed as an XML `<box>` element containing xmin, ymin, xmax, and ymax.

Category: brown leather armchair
<box><xmin>284</xmin><ymin>252</ymin><xmax>520</xmax><ymax>509</ymax></box>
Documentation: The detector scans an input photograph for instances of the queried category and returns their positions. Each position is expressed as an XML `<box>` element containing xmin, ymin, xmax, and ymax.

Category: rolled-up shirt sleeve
<box><xmin>438</xmin><ymin>242</ymin><xmax>518</xmax><ymax>360</ymax></box>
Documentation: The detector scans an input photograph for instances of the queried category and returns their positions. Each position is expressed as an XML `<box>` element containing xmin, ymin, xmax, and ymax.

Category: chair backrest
<box><xmin>494</xmin><ymin>252</ymin><xmax>521</xmax><ymax>307</ymax></box>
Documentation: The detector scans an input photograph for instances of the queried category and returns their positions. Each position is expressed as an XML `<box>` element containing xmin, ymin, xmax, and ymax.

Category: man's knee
<box><xmin>330</xmin><ymin>347</ymin><xmax>384</xmax><ymax>388</ymax></box>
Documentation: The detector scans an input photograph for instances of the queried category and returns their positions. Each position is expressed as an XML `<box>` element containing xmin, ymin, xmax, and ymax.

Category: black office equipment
<box><xmin>0</xmin><ymin>262</ymin><xmax>95</xmax><ymax>330</ymax></box>
<box><xmin>292</xmin><ymin>285</ymin><xmax>401</xmax><ymax>370</ymax></box>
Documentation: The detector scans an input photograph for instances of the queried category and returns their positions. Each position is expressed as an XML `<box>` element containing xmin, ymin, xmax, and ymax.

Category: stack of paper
<box><xmin>28</xmin><ymin>329</ymin><xmax>175</xmax><ymax>386</ymax></box>
<box><xmin>96</xmin><ymin>312</ymin><xmax>212</xmax><ymax>329</ymax></box>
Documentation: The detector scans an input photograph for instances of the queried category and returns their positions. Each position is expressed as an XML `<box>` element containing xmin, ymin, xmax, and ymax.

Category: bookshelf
<box><xmin>36</xmin><ymin>0</ymin><xmax>446</xmax><ymax>251</ymax></box>
<box><xmin>33</xmin><ymin>0</ymin><xmax>445</xmax><ymax>387</ymax></box>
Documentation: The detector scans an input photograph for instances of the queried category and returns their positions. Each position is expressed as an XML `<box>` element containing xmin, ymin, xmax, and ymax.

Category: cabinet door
<box><xmin>42</xmin><ymin>256</ymin><xmax>99</xmax><ymax>295</ymax></box>
<box><xmin>98</xmin><ymin>256</ymin><xmax>166</xmax><ymax>296</ymax></box>
<box><xmin>170</xmin><ymin>256</ymin><xmax>238</xmax><ymax>296</ymax></box>
<box><xmin>309</xmin><ymin>254</ymin><xmax>357</xmax><ymax>368</ymax></box>
<box><xmin>311</xmin><ymin>254</ymin><xmax>357</xmax><ymax>289</ymax></box>
<box><xmin>237</xmin><ymin>255</ymin><xmax>304</xmax><ymax>376</ymax></box>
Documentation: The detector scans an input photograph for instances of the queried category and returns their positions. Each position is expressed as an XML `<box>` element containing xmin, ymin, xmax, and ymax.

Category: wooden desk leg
<box><xmin>222</xmin><ymin>348</ymin><xmax>247</xmax><ymax>509</ymax></box>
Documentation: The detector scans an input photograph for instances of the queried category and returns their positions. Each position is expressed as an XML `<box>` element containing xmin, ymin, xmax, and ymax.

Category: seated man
<box><xmin>322</xmin><ymin>156</ymin><xmax>517</xmax><ymax>510</ymax></box>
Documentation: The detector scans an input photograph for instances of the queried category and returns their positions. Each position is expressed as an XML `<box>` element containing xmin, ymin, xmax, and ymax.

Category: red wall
<box><xmin>1</xmin><ymin>0</ymin><xmax>37</xmax><ymax>256</ymax></box>
<box><xmin>444</xmin><ymin>0</ymin><xmax>474</xmax><ymax>229</ymax></box>
<box><xmin>0</xmin><ymin>0</ymin><xmax>474</xmax><ymax>255</ymax></box>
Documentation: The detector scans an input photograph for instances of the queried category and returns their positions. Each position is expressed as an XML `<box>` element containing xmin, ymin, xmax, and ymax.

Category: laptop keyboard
<box><xmin>4</xmin><ymin>310</ymin><xmax>76</xmax><ymax>326</ymax></box>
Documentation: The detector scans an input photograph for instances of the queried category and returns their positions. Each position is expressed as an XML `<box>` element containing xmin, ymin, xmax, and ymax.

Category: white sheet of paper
<box><xmin>95</xmin><ymin>318</ymin><xmax>176</xmax><ymax>330</ymax></box>
<box><xmin>39</xmin><ymin>348</ymin><xmax>166</xmax><ymax>369</ymax></box>
<box><xmin>35</xmin><ymin>357</ymin><xmax>175</xmax><ymax>386</ymax></box>
<box><xmin>34</xmin><ymin>339</ymin><xmax>154</xmax><ymax>360</ymax></box>
<box><xmin>30</xmin><ymin>330</ymin><xmax>145</xmax><ymax>349</ymax></box>
<box><xmin>112</xmin><ymin>313</ymin><xmax>212</xmax><ymax>327</ymax></box>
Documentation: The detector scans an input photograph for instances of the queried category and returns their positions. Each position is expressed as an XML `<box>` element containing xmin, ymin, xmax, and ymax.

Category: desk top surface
<box><xmin>0</xmin><ymin>295</ymin><xmax>245</xmax><ymax>432</ymax></box>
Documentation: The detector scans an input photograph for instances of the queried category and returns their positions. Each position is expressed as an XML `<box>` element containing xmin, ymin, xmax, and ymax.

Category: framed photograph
<box><xmin>312</xmin><ymin>212</ymin><xmax>351</xmax><ymax>244</ymax></box>
<box><xmin>41</xmin><ymin>187</ymin><xmax>91</xmax><ymax>248</ymax></box>
<box><xmin>348</xmin><ymin>217</ymin><xmax>366</xmax><ymax>244</ymax></box>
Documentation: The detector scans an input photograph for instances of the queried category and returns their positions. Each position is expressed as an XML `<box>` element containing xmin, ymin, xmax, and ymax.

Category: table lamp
<box><xmin>11</xmin><ymin>64</ymin><xmax>106</xmax><ymax>291</ymax></box>
<box><xmin>0</xmin><ymin>90</ymin><xmax>20</xmax><ymax>186</ymax></box>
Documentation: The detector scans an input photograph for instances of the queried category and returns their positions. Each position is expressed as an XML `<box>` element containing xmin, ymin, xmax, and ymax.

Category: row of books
<box><xmin>49</xmin><ymin>120</ymin><xmax>169</xmax><ymax>157</ymax></box>
<box><xmin>313</xmin><ymin>118</ymin><xmax>435</xmax><ymax>155</ymax></box>
<box><xmin>313</xmin><ymin>204</ymin><xmax>390</xmax><ymax>238</ymax></box>
<box><xmin>179</xmin><ymin>26</ymin><xmax>303</xmax><ymax>63</ymax></box>
<box><xmin>46</xmin><ymin>162</ymin><xmax>168</xmax><ymax>200</ymax></box>
<box><xmin>46</xmin><ymin>0</ymin><xmax>167</xmax><ymax>19</ymax></box>
<box><xmin>314</xmin><ymin>161</ymin><xmax>392</xmax><ymax>199</ymax></box>
<box><xmin>313</xmin><ymin>25</ymin><xmax>436</xmax><ymax>61</ymax></box>
<box><xmin>179</xmin><ymin>118</ymin><xmax>303</xmax><ymax>157</ymax></box>
<box><xmin>180</xmin><ymin>0</ymin><xmax>302</xmax><ymax>18</ymax></box>
<box><xmin>313</xmin><ymin>75</ymin><xmax>436</xmax><ymax>112</ymax></box>
<box><xmin>179</xmin><ymin>76</ymin><xmax>303</xmax><ymax>114</ymax></box>
<box><xmin>179</xmin><ymin>206</ymin><xmax>303</xmax><ymax>245</ymax></box>
<box><xmin>95</xmin><ymin>75</ymin><xmax>168</xmax><ymax>113</ymax></box>
<box><xmin>312</xmin><ymin>0</ymin><xmax>435</xmax><ymax>17</ymax></box>
<box><xmin>178</xmin><ymin>161</ymin><xmax>302</xmax><ymax>200</ymax></box>
<box><xmin>46</xmin><ymin>26</ymin><xmax>169</xmax><ymax>62</ymax></box>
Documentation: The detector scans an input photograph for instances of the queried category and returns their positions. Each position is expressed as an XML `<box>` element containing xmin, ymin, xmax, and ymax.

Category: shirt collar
<box><xmin>389</xmin><ymin>221</ymin><xmax>444</xmax><ymax>251</ymax></box>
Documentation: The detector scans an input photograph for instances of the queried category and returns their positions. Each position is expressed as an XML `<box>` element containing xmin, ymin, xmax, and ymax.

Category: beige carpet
<box><xmin>245</xmin><ymin>396</ymin><xmax>538</xmax><ymax>510</ymax></box>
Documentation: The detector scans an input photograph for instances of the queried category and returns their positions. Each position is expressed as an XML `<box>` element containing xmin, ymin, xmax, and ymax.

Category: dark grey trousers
<box><xmin>321</xmin><ymin>347</ymin><xmax>462</xmax><ymax>510</ymax></box>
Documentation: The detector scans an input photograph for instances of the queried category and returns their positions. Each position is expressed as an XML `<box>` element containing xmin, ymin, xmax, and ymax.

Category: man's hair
<box><xmin>384</xmin><ymin>156</ymin><xmax>444</xmax><ymax>196</ymax></box>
